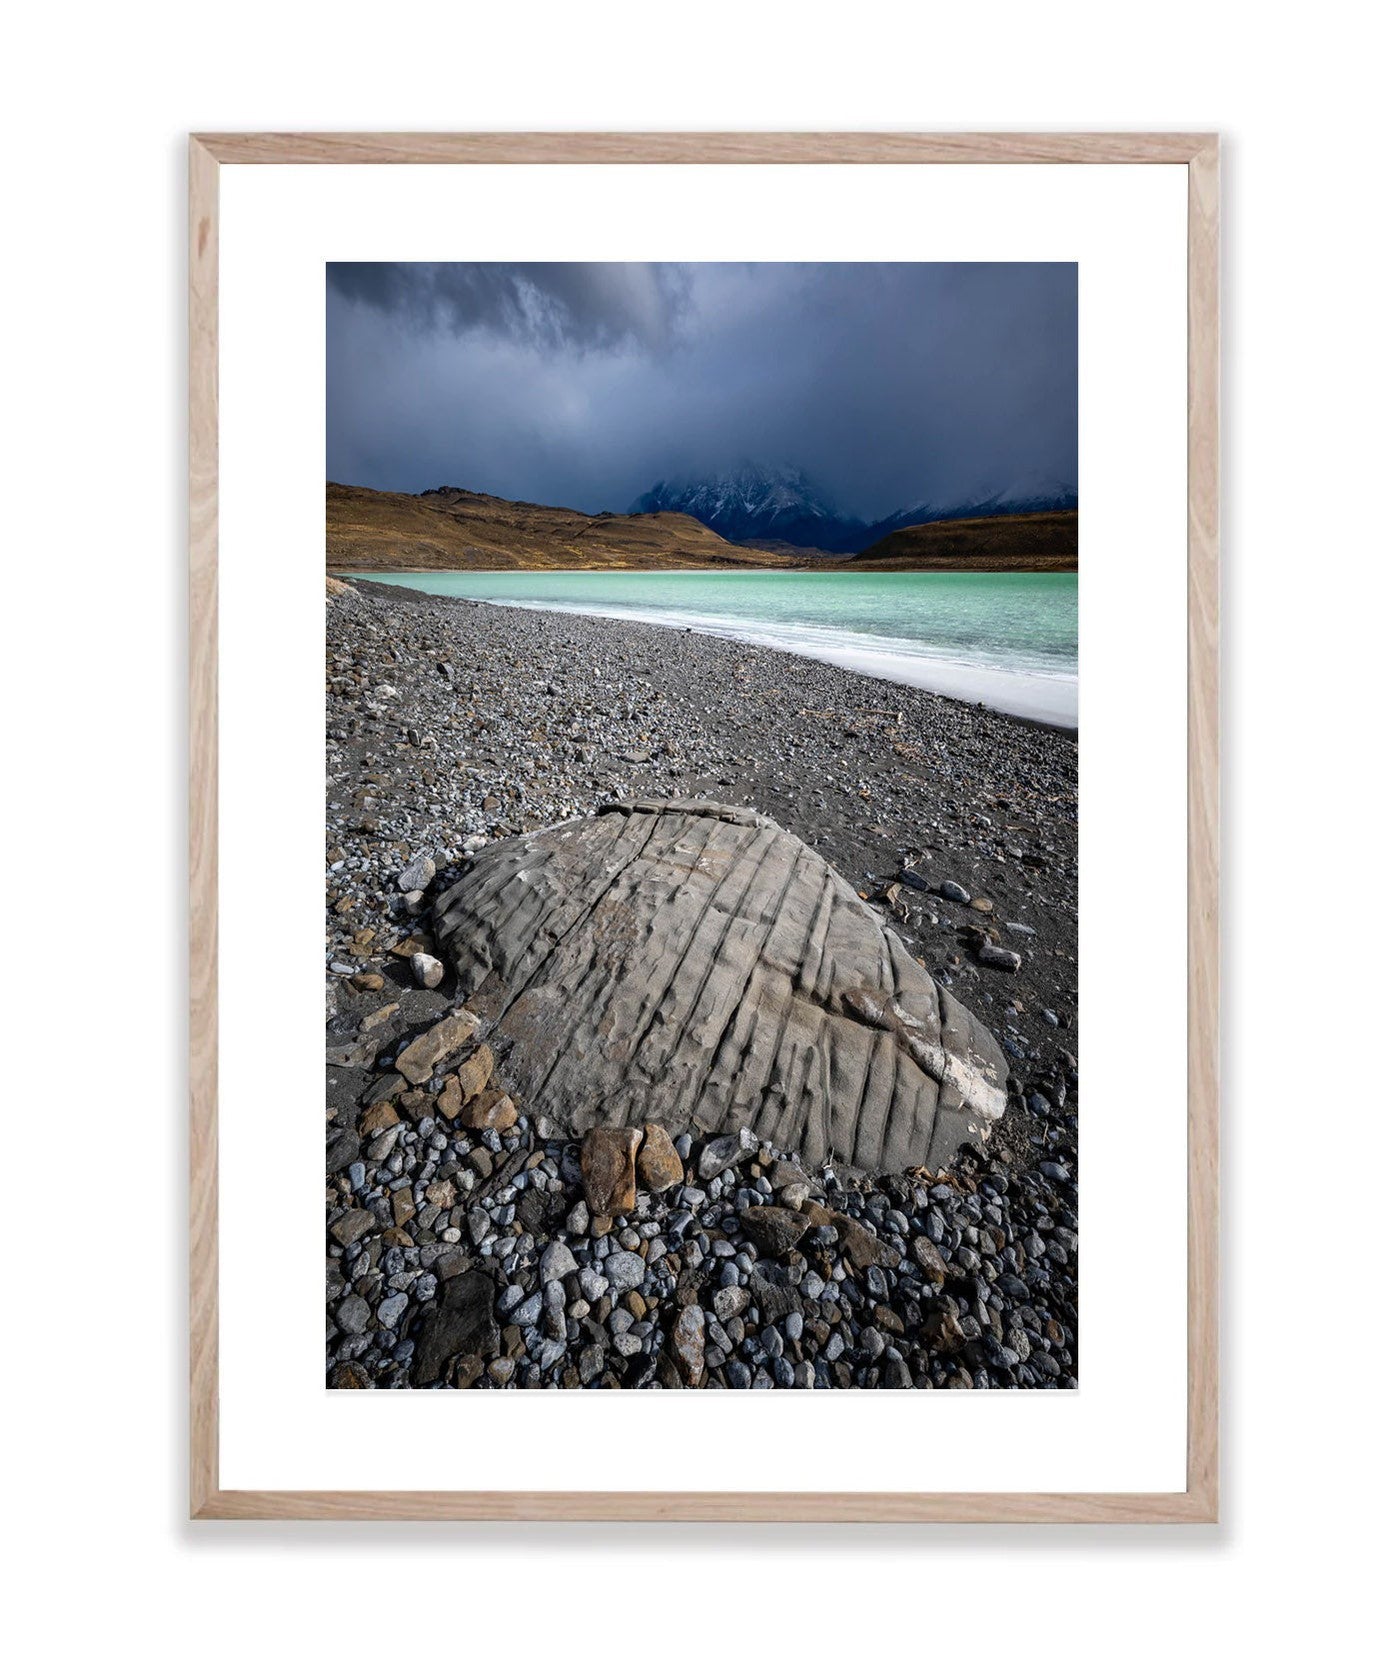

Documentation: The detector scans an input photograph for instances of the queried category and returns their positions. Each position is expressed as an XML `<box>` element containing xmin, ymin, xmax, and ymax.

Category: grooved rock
<box><xmin>433</xmin><ymin>801</ymin><xmax>1008</xmax><ymax>1176</ymax></box>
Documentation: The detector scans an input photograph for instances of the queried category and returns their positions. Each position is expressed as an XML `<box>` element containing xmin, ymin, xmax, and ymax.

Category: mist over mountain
<box><xmin>630</xmin><ymin>462</ymin><xmax>1078</xmax><ymax>555</ymax></box>
<box><xmin>328</xmin><ymin>263</ymin><xmax>1078</xmax><ymax>521</ymax></box>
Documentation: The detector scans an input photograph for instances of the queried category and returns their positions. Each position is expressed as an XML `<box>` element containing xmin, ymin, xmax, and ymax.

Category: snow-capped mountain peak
<box><xmin>629</xmin><ymin>463</ymin><xmax>861</xmax><ymax>550</ymax></box>
<box><xmin>630</xmin><ymin>462</ymin><xmax>1078</xmax><ymax>554</ymax></box>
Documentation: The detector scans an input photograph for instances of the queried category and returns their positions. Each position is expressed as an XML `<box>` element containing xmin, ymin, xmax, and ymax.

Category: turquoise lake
<box><xmin>348</xmin><ymin>570</ymin><xmax>1079</xmax><ymax>729</ymax></box>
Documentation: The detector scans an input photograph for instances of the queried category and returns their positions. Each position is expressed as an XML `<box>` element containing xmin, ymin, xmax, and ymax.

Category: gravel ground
<box><xmin>325</xmin><ymin>578</ymin><xmax>1079</xmax><ymax>1390</ymax></box>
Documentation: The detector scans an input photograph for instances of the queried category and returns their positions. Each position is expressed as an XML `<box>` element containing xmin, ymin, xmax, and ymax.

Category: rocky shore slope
<box><xmin>326</xmin><ymin>579</ymin><xmax>1079</xmax><ymax>1390</ymax></box>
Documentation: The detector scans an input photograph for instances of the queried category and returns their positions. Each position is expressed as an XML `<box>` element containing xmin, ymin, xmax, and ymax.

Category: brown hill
<box><xmin>848</xmin><ymin>510</ymin><xmax>1078</xmax><ymax>571</ymax></box>
<box><xmin>326</xmin><ymin>482</ymin><xmax>803</xmax><ymax>572</ymax></box>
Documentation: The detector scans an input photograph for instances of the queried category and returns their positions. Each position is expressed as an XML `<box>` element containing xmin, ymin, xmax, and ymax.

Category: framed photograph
<box><xmin>190</xmin><ymin>131</ymin><xmax>1218</xmax><ymax>1521</ymax></box>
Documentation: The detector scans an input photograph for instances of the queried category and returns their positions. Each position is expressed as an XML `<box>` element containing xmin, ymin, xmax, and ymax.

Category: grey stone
<box><xmin>377</xmin><ymin>1291</ymin><xmax>409</xmax><ymax>1330</ymax></box>
<box><xmin>671</xmin><ymin>1304</ymin><xmax>706</xmax><ymax>1386</ymax></box>
<box><xmin>713</xmin><ymin>1285</ymin><xmax>750</xmax><ymax>1320</ymax></box>
<box><xmin>432</xmin><ymin>803</ymin><xmax>1008</xmax><ymax>1176</ymax></box>
<box><xmin>538</xmin><ymin>1240</ymin><xmax>577</xmax><ymax>1284</ymax></box>
<box><xmin>335</xmin><ymin>1294</ymin><xmax>371</xmax><ymax>1335</ymax></box>
<box><xmin>977</xmin><ymin>944</ymin><xmax>1023</xmax><ymax>972</ymax></box>
<box><xmin>510</xmin><ymin>1291</ymin><xmax>544</xmax><ymax>1327</ymax></box>
<box><xmin>604</xmin><ymin>1251</ymin><xmax>645</xmax><ymax>1291</ymax></box>
<box><xmin>398</xmin><ymin>855</ymin><xmax>437</xmax><ymax>892</ymax></box>
<box><xmin>697</xmin><ymin>1129</ymin><xmax>758</xmax><ymax>1181</ymax></box>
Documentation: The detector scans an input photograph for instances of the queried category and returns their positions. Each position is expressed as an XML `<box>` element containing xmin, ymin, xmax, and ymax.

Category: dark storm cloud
<box><xmin>326</xmin><ymin>261</ymin><xmax>1076</xmax><ymax>517</ymax></box>
<box><xmin>328</xmin><ymin>262</ymin><xmax>692</xmax><ymax>354</ymax></box>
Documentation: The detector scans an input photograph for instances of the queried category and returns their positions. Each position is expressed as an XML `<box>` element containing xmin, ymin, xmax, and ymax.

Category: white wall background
<box><xmin>6</xmin><ymin>3</ymin><xmax>1392</xmax><ymax>1674</ymax></box>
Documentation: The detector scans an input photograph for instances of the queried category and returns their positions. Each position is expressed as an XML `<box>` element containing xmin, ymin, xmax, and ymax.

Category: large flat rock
<box><xmin>433</xmin><ymin>801</ymin><xmax>1008</xmax><ymax>1176</ymax></box>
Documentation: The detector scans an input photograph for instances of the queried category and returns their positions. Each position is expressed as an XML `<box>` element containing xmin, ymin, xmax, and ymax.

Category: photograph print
<box><xmin>324</xmin><ymin>260</ymin><xmax>1079</xmax><ymax>1392</ymax></box>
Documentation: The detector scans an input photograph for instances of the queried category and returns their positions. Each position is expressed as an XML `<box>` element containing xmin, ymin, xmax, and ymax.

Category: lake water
<box><xmin>348</xmin><ymin>570</ymin><xmax>1079</xmax><ymax>728</ymax></box>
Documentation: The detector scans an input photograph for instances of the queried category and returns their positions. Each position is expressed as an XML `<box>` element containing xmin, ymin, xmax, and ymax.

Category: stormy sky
<box><xmin>326</xmin><ymin>262</ymin><xmax>1077</xmax><ymax>518</ymax></box>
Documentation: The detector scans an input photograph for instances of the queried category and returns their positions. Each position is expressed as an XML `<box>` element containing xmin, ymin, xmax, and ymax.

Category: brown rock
<box><xmin>636</xmin><ymin>1124</ymin><xmax>683</xmax><ymax>1191</ymax></box>
<box><xmin>328</xmin><ymin>1362</ymin><xmax>370</xmax><ymax>1388</ymax></box>
<box><xmin>359</xmin><ymin>1100</ymin><xmax>400</xmax><ymax>1137</ymax></box>
<box><xmin>580</xmin><ymin>1127</ymin><xmax>642</xmax><ymax>1216</ymax></box>
<box><xmin>464</xmin><ymin>1088</ymin><xmax>517</xmax><ymax>1132</ymax></box>
<box><xmin>738</xmin><ymin>1204</ymin><xmax>811</xmax><ymax>1256</ymax></box>
<box><xmin>970</xmin><ymin>897</ymin><xmax>995</xmax><ymax>913</ymax></box>
<box><xmin>921</xmin><ymin>1306</ymin><xmax>966</xmax><ymax>1355</ymax></box>
<box><xmin>455</xmin><ymin>1044</ymin><xmax>494</xmax><ymax>1102</ymax></box>
<box><xmin>911</xmin><ymin>1235</ymin><xmax>950</xmax><ymax>1287</ymax></box>
<box><xmin>670</xmin><ymin>1303</ymin><xmax>706</xmax><ymax>1387</ymax></box>
<box><xmin>348</xmin><ymin>971</ymin><xmax>384</xmax><ymax>992</ymax></box>
<box><xmin>390</xmin><ymin>1186</ymin><xmax>416</xmax><ymax>1228</ymax></box>
<box><xmin>453</xmin><ymin>1354</ymin><xmax>485</xmax><ymax>1389</ymax></box>
<box><xmin>329</xmin><ymin>1208</ymin><xmax>374</xmax><ymax>1245</ymax></box>
<box><xmin>829</xmin><ymin>1210</ymin><xmax>901</xmax><ymax>1271</ymax></box>
<box><xmin>436</xmin><ymin>1075</ymin><xmax>464</xmax><ymax>1121</ymax></box>
<box><xmin>394</xmin><ymin>1009</ymin><xmax>481</xmax><ymax>1085</ymax></box>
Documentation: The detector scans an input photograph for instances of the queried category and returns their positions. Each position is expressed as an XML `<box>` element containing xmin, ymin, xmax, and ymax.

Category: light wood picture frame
<box><xmin>189</xmin><ymin>130</ymin><xmax>1219</xmax><ymax>1522</ymax></box>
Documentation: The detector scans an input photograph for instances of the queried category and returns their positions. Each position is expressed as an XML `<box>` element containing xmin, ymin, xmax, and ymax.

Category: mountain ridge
<box><xmin>630</xmin><ymin>462</ymin><xmax>1077</xmax><ymax>555</ymax></box>
<box><xmin>328</xmin><ymin>481</ymin><xmax>1076</xmax><ymax>574</ymax></box>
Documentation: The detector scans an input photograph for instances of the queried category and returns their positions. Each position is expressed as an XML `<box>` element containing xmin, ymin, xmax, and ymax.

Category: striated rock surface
<box><xmin>434</xmin><ymin>801</ymin><xmax>1008</xmax><ymax>1176</ymax></box>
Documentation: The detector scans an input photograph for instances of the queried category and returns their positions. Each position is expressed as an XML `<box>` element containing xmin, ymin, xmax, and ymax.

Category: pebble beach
<box><xmin>325</xmin><ymin>578</ymin><xmax>1080</xmax><ymax>1390</ymax></box>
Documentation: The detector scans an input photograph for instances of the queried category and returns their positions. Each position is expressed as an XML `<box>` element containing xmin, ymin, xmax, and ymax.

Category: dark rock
<box><xmin>411</xmin><ymin>1269</ymin><xmax>499</xmax><ymax>1384</ymax></box>
<box><xmin>738</xmin><ymin>1205</ymin><xmax>811</xmax><ymax>1256</ymax></box>
<box><xmin>977</xmin><ymin>944</ymin><xmax>1023</xmax><ymax>972</ymax></box>
<box><xmin>326</xmin><ymin>1128</ymin><xmax>359</xmax><ymax>1173</ymax></box>
<box><xmin>828</xmin><ymin>1210</ymin><xmax>901</xmax><ymax>1271</ymax></box>
<box><xmin>329</xmin><ymin>1208</ymin><xmax>374</xmax><ymax>1245</ymax></box>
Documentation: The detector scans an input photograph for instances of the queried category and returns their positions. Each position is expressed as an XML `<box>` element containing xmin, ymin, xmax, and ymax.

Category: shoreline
<box><xmin>325</xmin><ymin>580</ymin><xmax>1079</xmax><ymax>1390</ymax></box>
<box><xmin>345</xmin><ymin>569</ymin><xmax>1080</xmax><ymax>732</ymax></box>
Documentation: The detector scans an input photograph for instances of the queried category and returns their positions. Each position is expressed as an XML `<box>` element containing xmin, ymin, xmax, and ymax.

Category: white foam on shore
<box><xmin>361</xmin><ymin>581</ymin><xmax>1079</xmax><ymax>729</ymax></box>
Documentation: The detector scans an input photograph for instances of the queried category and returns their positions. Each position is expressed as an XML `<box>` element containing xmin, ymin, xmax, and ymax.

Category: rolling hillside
<box><xmin>327</xmin><ymin>483</ymin><xmax>803</xmax><ymax>572</ymax></box>
<box><xmin>846</xmin><ymin>510</ymin><xmax>1078</xmax><ymax>571</ymax></box>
